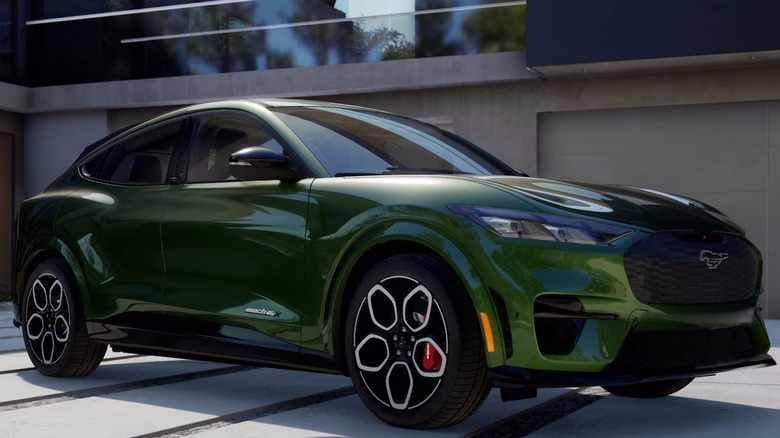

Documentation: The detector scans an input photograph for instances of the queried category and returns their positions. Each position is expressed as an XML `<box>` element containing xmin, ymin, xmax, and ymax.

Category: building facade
<box><xmin>2</xmin><ymin>0</ymin><xmax>780</xmax><ymax>318</ymax></box>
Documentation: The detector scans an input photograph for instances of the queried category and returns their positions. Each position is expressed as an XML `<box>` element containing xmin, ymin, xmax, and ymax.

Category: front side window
<box><xmin>271</xmin><ymin>106</ymin><xmax>513</xmax><ymax>177</ymax></box>
<box><xmin>94</xmin><ymin>119</ymin><xmax>183</xmax><ymax>185</ymax></box>
<box><xmin>186</xmin><ymin>112</ymin><xmax>283</xmax><ymax>183</ymax></box>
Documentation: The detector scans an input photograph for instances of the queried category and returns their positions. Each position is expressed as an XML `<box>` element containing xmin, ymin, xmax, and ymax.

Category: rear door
<box><xmin>55</xmin><ymin>117</ymin><xmax>188</xmax><ymax>324</ymax></box>
<box><xmin>160</xmin><ymin>110</ymin><xmax>312</xmax><ymax>351</ymax></box>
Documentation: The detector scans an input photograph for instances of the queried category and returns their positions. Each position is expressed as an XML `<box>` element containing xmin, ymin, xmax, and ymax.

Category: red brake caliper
<box><xmin>422</xmin><ymin>342</ymin><xmax>443</xmax><ymax>372</ymax></box>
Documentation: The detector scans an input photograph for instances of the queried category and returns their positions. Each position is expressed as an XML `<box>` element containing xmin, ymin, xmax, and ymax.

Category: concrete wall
<box><xmin>23</xmin><ymin>111</ymin><xmax>108</xmax><ymax>197</ymax></box>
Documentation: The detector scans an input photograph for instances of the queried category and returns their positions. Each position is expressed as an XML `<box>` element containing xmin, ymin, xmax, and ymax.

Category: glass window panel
<box><xmin>25</xmin><ymin>0</ymin><xmax>525</xmax><ymax>86</ymax></box>
<box><xmin>186</xmin><ymin>112</ymin><xmax>283</xmax><ymax>183</ymax></box>
<box><xmin>100</xmin><ymin>120</ymin><xmax>183</xmax><ymax>185</ymax></box>
<box><xmin>273</xmin><ymin>106</ymin><xmax>509</xmax><ymax>176</ymax></box>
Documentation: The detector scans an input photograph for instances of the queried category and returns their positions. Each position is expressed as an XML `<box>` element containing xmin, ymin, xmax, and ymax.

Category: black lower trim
<box><xmin>489</xmin><ymin>353</ymin><xmax>776</xmax><ymax>388</ymax></box>
<box><xmin>87</xmin><ymin>320</ymin><xmax>341</xmax><ymax>375</ymax></box>
<box><xmin>490</xmin><ymin>289</ymin><xmax>514</xmax><ymax>359</ymax></box>
<box><xmin>12</xmin><ymin>302</ymin><xmax>21</xmax><ymax>328</ymax></box>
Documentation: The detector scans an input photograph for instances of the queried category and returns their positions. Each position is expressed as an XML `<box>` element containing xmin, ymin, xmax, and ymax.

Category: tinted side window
<box><xmin>99</xmin><ymin>120</ymin><xmax>182</xmax><ymax>185</ymax></box>
<box><xmin>186</xmin><ymin>112</ymin><xmax>283</xmax><ymax>183</ymax></box>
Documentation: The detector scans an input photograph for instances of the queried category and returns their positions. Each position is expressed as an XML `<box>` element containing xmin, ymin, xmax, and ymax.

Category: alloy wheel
<box><xmin>25</xmin><ymin>273</ymin><xmax>71</xmax><ymax>365</ymax></box>
<box><xmin>352</xmin><ymin>275</ymin><xmax>449</xmax><ymax>410</ymax></box>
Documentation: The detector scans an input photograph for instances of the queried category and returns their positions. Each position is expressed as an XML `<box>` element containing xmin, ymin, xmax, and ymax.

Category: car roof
<box><xmin>73</xmin><ymin>99</ymin><xmax>381</xmax><ymax>165</ymax></box>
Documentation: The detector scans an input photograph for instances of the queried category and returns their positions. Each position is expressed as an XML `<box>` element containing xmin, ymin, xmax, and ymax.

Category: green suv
<box><xmin>12</xmin><ymin>100</ymin><xmax>774</xmax><ymax>429</ymax></box>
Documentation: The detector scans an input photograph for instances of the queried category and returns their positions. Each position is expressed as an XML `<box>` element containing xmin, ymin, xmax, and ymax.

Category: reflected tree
<box><xmin>415</xmin><ymin>0</ymin><xmax>458</xmax><ymax>57</ymax></box>
<box><xmin>463</xmin><ymin>3</ymin><xmax>526</xmax><ymax>52</ymax></box>
<box><xmin>352</xmin><ymin>23</ymin><xmax>414</xmax><ymax>61</ymax></box>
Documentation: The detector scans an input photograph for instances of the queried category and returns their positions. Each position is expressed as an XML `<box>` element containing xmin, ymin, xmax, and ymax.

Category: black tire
<box><xmin>21</xmin><ymin>258</ymin><xmax>107</xmax><ymax>377</ymax></box>
<box><xmin>602</xmin><ymin>378</ymin><xmax>693</xmax><ymax>398</ymax></box>
<box><xmin>344</xmin><ymin>253</ymin><xmax>490</xmax><ymax>429</ymax></box>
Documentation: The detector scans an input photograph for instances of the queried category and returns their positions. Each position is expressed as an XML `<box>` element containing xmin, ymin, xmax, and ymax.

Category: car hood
<box><xmin>465</xmin><ymin>176</ymin><xmax>743</xmax><ymax>234</ymax></box>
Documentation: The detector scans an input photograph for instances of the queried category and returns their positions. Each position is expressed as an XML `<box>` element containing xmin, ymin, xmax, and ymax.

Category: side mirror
<box><xmin>229</xmin><ymin>146</ymin><xmax>300</xmax><ymax>181</ymax></box>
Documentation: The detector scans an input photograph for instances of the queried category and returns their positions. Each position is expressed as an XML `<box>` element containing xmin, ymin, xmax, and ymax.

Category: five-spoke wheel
<box><xmin>25</xmin><ymin>273</ymin><xmax>71</xmax><ymax>365</ymax></box>
<box><xmin>352</xmin><ymin>277</ymin><xmax>450</xmax><ymax>410</ymax></box>
<box><xmin>21</xmin><ymin>259</ymin><xmax>106</xmax><ymax>377</ymax></box>
<box><xmin>345</xmin><ymin>254</ymin><xmax>489</xmax><ymax>429</ymax></box>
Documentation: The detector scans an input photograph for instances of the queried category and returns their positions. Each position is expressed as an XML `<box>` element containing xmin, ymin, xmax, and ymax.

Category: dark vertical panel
<box><xmin>0</xmin><ymin>133</ymin><xmax>13</xmax><ymax>301</ymax></box>
<box><xmin>528</xmin><ymin>0</ymin><xmax>780</xmax><ymax>67</ymax></box>
<box><xmin>0</xmin><ymin>0</ymin><xmax>12</xmax><ymax>82</ymax></box>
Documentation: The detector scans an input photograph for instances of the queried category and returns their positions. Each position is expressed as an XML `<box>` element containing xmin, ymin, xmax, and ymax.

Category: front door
<box><xmin>160</xmin><ymin>110</ymin><xmax>310</xmax><ymax>351</ymax></box>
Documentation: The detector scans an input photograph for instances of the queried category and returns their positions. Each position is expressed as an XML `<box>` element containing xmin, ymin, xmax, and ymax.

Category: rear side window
<box><xmin>185</xmin><ymin>112</ymin><xmax>283</xmax><ymax>183</ymax></box>
<box><xmin>95</xmin><ymin>120</ymin><xmax>184</xmax><ymax>185</ymax></box>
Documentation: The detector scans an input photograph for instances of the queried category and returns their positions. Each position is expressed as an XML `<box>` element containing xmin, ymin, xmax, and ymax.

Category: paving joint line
<box><xmin>0</xmin><ymin>354</ymin><xmax>145</xmax><ymax>376</ymax></box>
<box><xmin>695</xmin><ymin>381</ymin><xmax>780</xmax><ymax>386</ymax></box>
<box><xmin>0</xmin><ymin>364</ymin><xmax>255</xmax><ymax>412</ymax></box>
<box><xmin>134</xmin><ymin>386</ymin><xmax>357</xmax><ymax>438</ymax></box>
<box><xmin>462</xmin><ymin>387</ymin><xmax>609</xmax><ymax>438</ymax></box>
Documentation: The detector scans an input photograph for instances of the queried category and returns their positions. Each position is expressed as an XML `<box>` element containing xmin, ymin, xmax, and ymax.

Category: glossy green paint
<box><xmin>160</xmin><ymin>179</ymin><xmax>313</xmax><ymax>345</ymax></box>
<box><xmin>54</xmin><ymin>179</ymin><xmax>170</xmax><ymax>320</ymax></box>
<box><xmin>14</xmin><ymin>99</ymin><xmax>771</xmax><ymax>379</ymax></box>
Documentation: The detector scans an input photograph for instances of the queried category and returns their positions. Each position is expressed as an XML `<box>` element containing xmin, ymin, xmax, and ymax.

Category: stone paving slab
<box><xmin>0</xmin><ymin>349</ymin><xmax>136</xmax><ymax>373</ymax></box>
<box><xmin>0</xmin><ymin>327</ymin><xmax>21</xmax><ymax>337</ymax></box>
<box><xmin>186</xmin><ymin>388</ymin><xmax>572</xmax><ymax>438</ymax></box>
<box><xmin>527</xmin><ymin>353</ymin><xmax>780</xmax><ymax>438</ymax></box>
<box><xmin>0</xmin><ymin>336</ymin><xmax>24</xmax><ymax>352</ymax></box>
<box><xmin>0</xmin><ymin>368</ymin><xmax>350</xmax><ymax>438</ymax></box>
<box><xmin>0</xmin><ymin>356</ymin><xmax>228</xmax><ymax>403</ymax></box>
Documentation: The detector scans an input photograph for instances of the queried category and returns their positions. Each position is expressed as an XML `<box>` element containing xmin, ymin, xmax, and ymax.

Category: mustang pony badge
<box><xmin>700</xmin><ymin>250</ymin><xmax>729</xmax><ymax>269</ymax></box>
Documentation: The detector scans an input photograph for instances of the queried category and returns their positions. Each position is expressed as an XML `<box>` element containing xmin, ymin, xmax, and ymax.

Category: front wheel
<box><xmin>21</xmin><ymin>258</ymin><xmax>106</xmax><ymax>377</ymax></box>
<box><xmin>602</xmin><ymin>378</ymin><xmax>693</xmax><ymax>398</ymax></box>
<box><xmin>344</xmin><ymin>254</ymin><xmax>489</xmax><ymax>429</ymax></box>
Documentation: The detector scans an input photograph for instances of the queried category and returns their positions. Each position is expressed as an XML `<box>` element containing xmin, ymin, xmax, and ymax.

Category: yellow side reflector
<box><xmin>479</xmin><ymin>312</ymin><xmax>496</xmax><ymax>353</ymax></box>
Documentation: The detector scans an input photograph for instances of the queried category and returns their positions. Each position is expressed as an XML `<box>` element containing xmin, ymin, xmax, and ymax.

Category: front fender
<box><xmin>325</xmin><ymin>220</ymin><xmax>506</xmax><ymax>368</ymax></box>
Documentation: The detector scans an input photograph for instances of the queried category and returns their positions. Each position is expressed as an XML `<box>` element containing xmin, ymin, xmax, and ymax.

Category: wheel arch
<box><xmin>326</xmin><ymin>221</ymin><xmax>506</xmax><ymax>373</ymax></box>
<box><xmin>17</xmin><ymin>237</ymin><xmax>93</xmax><ymax>318</ymax></box>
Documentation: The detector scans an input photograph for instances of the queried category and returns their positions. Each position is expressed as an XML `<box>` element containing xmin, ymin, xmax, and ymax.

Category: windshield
<box><xmin>271</xmin><ymin>106</ymin><xmax>516</xmax><ymax>177</ymax></box>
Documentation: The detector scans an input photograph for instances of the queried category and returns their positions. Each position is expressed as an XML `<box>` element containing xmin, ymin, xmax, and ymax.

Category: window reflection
<box><xmin>25</xmin><ymin>0</ymin><xmax>526</xmax><ymax>86</ymax></box>
<box><xmin>0</xmin><ymin>0</ymin><xmax>12</xmax><ymax>82</ymax></box>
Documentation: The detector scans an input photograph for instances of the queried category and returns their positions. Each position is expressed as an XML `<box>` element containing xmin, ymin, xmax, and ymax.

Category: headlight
<box><xmin>449</xmin><ymin>205</ymin><xmax>634</xmax><ymax>246</ymax></box>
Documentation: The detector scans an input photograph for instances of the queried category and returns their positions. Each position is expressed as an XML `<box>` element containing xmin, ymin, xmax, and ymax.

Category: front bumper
<box><xmin>490</xmin><ymin>352</ymin><xmax>776</xmax><ymax>388</ymax></box>
<box><xmin>474</xmin><ymin>229</ymin><xmax>774</xmax><ymax>381</ymax></box>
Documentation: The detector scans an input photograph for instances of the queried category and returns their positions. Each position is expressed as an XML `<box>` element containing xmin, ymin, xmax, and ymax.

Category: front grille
<box><xmin>624</xmin><ymin>231</ymin><xmax>759</xmax><ymax>304</ymax></box>
<box><xmin>612</xmin><ymin>326</ymin><xmax>756</xmax><ymax>369</ymax></box>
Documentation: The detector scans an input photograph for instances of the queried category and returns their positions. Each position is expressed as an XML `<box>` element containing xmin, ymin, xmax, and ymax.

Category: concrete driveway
<box><xmin>1</xmin><ymin>306</ymin><xmax>777</xmax><ymax>437</ymax></box>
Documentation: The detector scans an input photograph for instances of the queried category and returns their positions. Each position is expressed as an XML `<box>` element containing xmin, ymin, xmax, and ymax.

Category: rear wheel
<box><xmin>21</xmin><ymin>258</ymin><xmax>106</xmax><ymax>377</ymax></box>
<box><xmin>344</xmin><ymin>253</ymin><xmax>489</xmax><ymax>429</ymax></box>
<box><xmin>602</xmin><ymin>378</ymin><xmax>693</xmax><ymax>398</ymax></box>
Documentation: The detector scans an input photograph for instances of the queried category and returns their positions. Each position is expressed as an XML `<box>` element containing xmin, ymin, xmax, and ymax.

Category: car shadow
<box><xmin>523</xmin><ymin>392</ymin><xmax>780</xmax><ymax>438</ymax></box>
<box><xmin>11</xmin><ymin>357</ymin><xmax>227</xmax><ymax>394</ymax></box>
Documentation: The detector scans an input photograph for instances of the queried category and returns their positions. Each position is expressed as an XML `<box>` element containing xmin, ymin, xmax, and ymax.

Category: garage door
<box><xmin>538</xmin><ymin>101</ymin><xmax>779</xmax><ymax>317</ymax></box>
